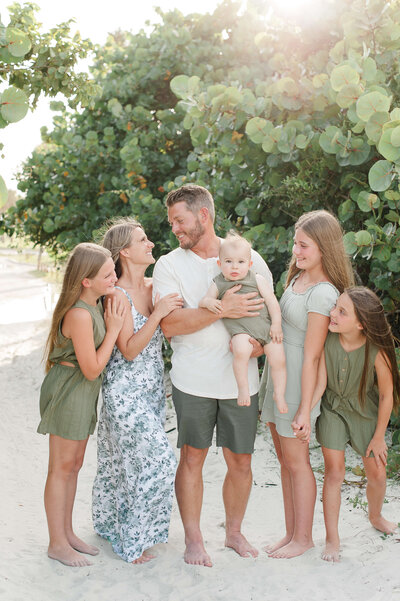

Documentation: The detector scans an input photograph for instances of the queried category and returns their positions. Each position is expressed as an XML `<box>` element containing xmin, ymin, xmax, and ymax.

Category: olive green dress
<box><xmin>37</xmin><ymin>299</ymin><xmax>106</xmax><ymax>441</ymax></box>
<box><xmin>316</xmin><ymin>332</ymin><xmax>379</xmax><ymax>456</ymax></box>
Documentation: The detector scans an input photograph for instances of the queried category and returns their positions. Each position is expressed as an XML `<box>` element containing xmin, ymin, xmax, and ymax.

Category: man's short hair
<box><xmin>165</xmin><ymin>184</ymin><xmax>215</xmax><ymax>223</ymax></box>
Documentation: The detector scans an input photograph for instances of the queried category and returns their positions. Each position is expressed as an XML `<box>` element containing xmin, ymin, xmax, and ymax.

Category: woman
<box><xmin>92</xmin><ymin>218</ymin><xmax>183</xmax><ymax>564</ymax></box>
<box><xmin>260</xmin><ymin>210</ymin><xmax>353</xmax><ymax>559</ymax></box>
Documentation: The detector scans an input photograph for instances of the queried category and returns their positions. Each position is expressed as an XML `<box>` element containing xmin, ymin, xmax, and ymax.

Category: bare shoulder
<box><xmin>62</xmin><ymin>306</ymin><xmax>92</xmax><ymax>337</ymax></box>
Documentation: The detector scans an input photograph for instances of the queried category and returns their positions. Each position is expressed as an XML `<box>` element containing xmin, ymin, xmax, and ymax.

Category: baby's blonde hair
<box><xmin>219</xmin><ymin>231</ymin><xmax>252</xmax><ymax>260</ymax></box>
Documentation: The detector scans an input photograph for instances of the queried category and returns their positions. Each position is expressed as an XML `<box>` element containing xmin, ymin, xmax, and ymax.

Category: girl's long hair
<box><xmin>44</xmin><ymin>243</ymin><xmax>111</xmax><ymax>372</ymax></box>
<box><xmin>346</xmin><ymin>287</ymin><xmax>400</xmax><ymax>412</ymax></box>
<box><xmin>101</xmin><ymin>217</ymin><xmax>142</xmax><ymax>278</ymax></box>
<box><xmin>286</xmin><ymin>210</ymin><xmax>354</xmax><ymax>293</ymax></box>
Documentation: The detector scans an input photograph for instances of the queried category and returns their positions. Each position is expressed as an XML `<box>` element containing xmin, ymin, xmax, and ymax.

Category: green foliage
<box><xmin>0</xmin><ymin>2</ymin><xmax>102</xmax><ymax>201</ymax></box>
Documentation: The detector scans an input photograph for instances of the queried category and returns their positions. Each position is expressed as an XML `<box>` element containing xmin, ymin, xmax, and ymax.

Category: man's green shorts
<box><xmin>172</xmin><ymin>385</ymin><xmax>259</xmax><ymax>454</ymax></box>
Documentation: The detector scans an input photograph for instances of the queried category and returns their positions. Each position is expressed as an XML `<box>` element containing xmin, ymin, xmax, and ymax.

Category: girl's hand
<box><xmin>153</xmin><ymin>293</ymin><xmax>183</xmax><ymax>319</ymax></box>
<box><xmin>270</xmin><ymin>323</ymin><xmax>283</xmax><ymax>343</ymax></box>
<box><xmin>104</xmin><ymin>296</ymin><xmax>126</xmax><ymax>335</ymax></box>
<box><xmin>291</xmin><ymin>410</ymin><xmax>311</xmax><ymax>443</ymax></box>
<box><xmin>365</xmin><ymin>436</ymin><xmax>388</xmax><ymax>468</ymax></box>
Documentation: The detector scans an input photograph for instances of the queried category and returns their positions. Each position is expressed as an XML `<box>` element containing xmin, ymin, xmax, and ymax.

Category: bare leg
<box><xmin>269</xmin><ymin>435</ymin><xmax>315</xmax><ymax>559</ymax></box>
<box><xmin>263</xmin><ymin>424</ymin><xmax>294</xmax><ymax>554</ymax></box>
<box><xmin>45</xmin><ymin>435</ymin><xmax>92</xmax><ymax>567</ymax></box>
<box><xmin>363</xmin><ymin>456</ymin><xmax>397</xmax><ymax>534</ymax></box>
<box><xmin>223</xmin><ymin>448</ymin><xmax>258</xmax><ymax>558</ymax></box>
<box><xmin>64</xmin><ymin>438</ymin><xmax>99</xmax><ymax>556</ymax></box>
<box><xmin>264</xmin><ymin>342</ymin><xmax>287</xmax><ymax>413</ymax></box>
<box><xmin>175</xmin><ymin>445</ymin><xmax>212</xmax><ymax>567</ymax></box>
<box><xmin>231</xmin><ymin>334</ymin><xmax>253</xmax><ymax>406</ymax></box>
<box><xmin>321</xmin><ymin>447</ymin><xmax>345</xmax><ymax>562</ymax></box>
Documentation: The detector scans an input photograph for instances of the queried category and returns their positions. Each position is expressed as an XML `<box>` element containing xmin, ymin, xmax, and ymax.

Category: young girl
<box><xmin>199</xmin><ymin>232</ymin><xmax>287</xmax><ymax>411</ymax></box>
<box><xmin>37</xmin><ymin>242</ymin><xmax>125</xmax><ymax>567</ymax></box>
<box><xmin>314</xmin><ymin>287</ymin><xmax>399</xmax><ymax>562</ymax></box>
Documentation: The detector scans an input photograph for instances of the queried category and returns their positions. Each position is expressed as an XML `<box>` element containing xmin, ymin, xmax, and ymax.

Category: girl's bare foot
<box><xmin>225</xmin><ymin>532</ymin><xmax>258</xmax><ymax>558</ymax></box>
<box><xmin>67</xmin><ymin>533</ymin><xmax>99</xmax><ymax>556</ymax></box>
<box><xmin>263</xmin><ymin>534</ymin><xmax>292</xmax><ymax>554</ymax></box>
<box><xmin>48</xmin><ymin>544</ymin><xmax>93</xmax><ymax>567</ymax></box>
<box><xmin>370</xmin><ymin>515</ymin><xmax>398</xmax><ymax>534</ymax></box>
<box><xmin>132</xmin><ymin>550</ymin><xmax>156</xmax><ymax>564</ymax></box>
<box><xmin>269</xmin><ymin>539</ymin><xmax>314</xmax><ymax>559</ymax></box>
<box><xmin>321</xmin><ymin>541</ymin><xmax>340</xmax><ymax>562</ymax></box>
<box><xmin>184</xmin><ymin>541</ymin><xmax>212</xmax><ymax>567</ymax></box>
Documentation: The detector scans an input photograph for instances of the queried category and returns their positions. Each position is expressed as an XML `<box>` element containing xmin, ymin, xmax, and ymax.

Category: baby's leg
<box><xmin>363</xmin><ymin>456</ymin><xmax>397</xmax><ymax>534</ymax></box>
<box><xmin>231</xmin><ymin>334</ymin><xmax>253</xmax><ymax>406</ymax></box>
<box><xmin>264</xmin><ymin>341</ymin><xmax>287</xmax><ymax>413</ymax></box>
<box><xmin>321</xmin><ymin>447</ymin><xmax>345</xmax><ymax>562</ymax></box>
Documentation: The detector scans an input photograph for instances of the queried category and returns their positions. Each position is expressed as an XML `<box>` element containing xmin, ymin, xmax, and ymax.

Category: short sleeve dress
<box><xmin>260</xmin><ymin>275</ymin><xmax>339</xmax><ymax>438</ymax></box>
<box><xmin>37</xmin><ymin>299</ymin><xmax>106</xmax><ymax>441</ymax></box>
<box><xmin>316</xmin><ymin>332</ymin><xmax>379</xmax><ymax>456</ymax></box>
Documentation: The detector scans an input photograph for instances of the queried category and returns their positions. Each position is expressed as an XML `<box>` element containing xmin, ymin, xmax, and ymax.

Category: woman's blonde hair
<box><xmin>101</xmin><ymin>217</ymin><xmax>142</xmax><ymax>278</ymax></box>
<box><xmin>286</xmin><ymin>210</ymin><xmax>354</xmax><ymax>293</ymax></box>
<box><xmin>44</xmin><ymin>242</ymin><xmax>111</xmax><ymax>372</ymax></box>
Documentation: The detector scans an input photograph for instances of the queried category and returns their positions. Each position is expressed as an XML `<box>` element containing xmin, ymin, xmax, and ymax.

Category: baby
<box><xmin>200</xmin><ymin>232</ymin><xmax>287</xmax><ymax>412</ymax></box>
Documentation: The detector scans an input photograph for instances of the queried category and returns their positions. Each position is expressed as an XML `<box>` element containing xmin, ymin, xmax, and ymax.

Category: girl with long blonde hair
<box><xmin>38</xmin><ymin>242</ymin><xmax>125</xmax><ymax>567</ymax></box>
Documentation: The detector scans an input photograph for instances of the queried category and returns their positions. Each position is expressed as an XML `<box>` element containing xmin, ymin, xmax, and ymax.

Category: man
<box><xmin>152</xmin><ymin>185</ymin><xmax>272</xmax><ymax>567</ymax></box>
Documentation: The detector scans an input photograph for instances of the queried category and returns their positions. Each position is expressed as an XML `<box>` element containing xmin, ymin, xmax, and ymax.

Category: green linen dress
<box><xmin>37</xmin><ymin>299</ymin><xmax>106</xmax><ymax>440</ymax></box>
<box><xmin>214</xmin><ymin>271</ymin><xmax>271</xmax><ymax>345</ymax></box>
<box><xmin>260</xmin><ymin>275</ymin><xmax>338</xmax><ymax>437</ymax></box>
<box><xmin>316</xmin><ymin>332</ymin><xmax>379</xmax><ymax>456</ymax></box>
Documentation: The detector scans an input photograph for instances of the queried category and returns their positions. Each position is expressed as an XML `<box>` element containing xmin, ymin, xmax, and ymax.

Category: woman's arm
<box><xmin>365</xmin><ymin>350</ymin><xmax>394</xmax><ymax>467</ymax></box>
<box><xmin>63</xmin><ymin>296</ymin><xmax>125</xmax><ymax>380</ymax></box>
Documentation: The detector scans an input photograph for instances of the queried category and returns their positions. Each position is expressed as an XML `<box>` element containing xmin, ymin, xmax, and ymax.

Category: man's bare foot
<box><xmin>263</xmin><ymin>534</ymin><xmax>292</xmax><ymax>554</ymax></box>
<box><xmin>370</xmin><ymin>515</ymin><xmax>398</xmax><ymax>534</ymax></box>
<box><xmin>321</xmin><ymin>541</ymin><xmax>340</xmax><ymax>562</ymax></box>
<box><xmin>237</xmin><ymin>390</ymin><xmax>250</xmax><ymax>407</ymax></box>
<box><xmin>184</xmin><ymin>541</ymin><xmax>212</xmax><ymax>567</ymax></box>
<box><xmin>132</xmin><ymin>550</ymin><xmax>156</xmax><ymax>565</ymax></box>
<box><xmin>269</xmin><ymin>540</ymin><xmax>314</xmax><ymax>559</ymax></box>
<box><xmin>274</xmin><ymin>395</ymin><xmax>288</xmax><ymax>414</ymax></box>
<box><xmin>67</xmin><ymin>533</ymin><xmax>99</xmax><ymax>556</ymax></box>
<box><xmin>225</xmin><ymin>532</ymin><xmax>258</xmax><ymax>558</ymax></box>
<box><xmin>48</xmin><ymin>544</ymin><xmax>93</xmax><ymax>567</ymax></box>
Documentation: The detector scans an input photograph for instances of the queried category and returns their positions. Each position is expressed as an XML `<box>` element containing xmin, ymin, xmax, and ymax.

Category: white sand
<box><xmin>1</xmin><ymin>254</ymin><xmax>399</xmax><ymax>601</ymax></box>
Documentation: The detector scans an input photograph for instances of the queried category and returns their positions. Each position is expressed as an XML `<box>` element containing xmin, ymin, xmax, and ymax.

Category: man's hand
<box><xmin>221</xmin><ymin>285</ymin><xmax>265</xmax><ymax>319</ymax></box>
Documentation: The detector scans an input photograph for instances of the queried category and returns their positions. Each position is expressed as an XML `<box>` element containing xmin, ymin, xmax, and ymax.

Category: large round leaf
<box><xmin>5</xmin><ymin>27</ymin><xmax>31</xmax><ymax>57</ymax></box>
<box><xmin>365</xmin><ymin>111</ymin><xmax>389</xmax><ymax>144</ymax></box>
<box><xmin>356</xmin><ymin>91</ymin><xmax>391</xmax><ymax>121</ymax></box>
<box><xmin>368</xmin><ymin>160</ymin><xmax>393</xmax><ymax>191</ymax></box>
<box><xmin>356</xmin><ymin>191</ymin><xmax>379</xmax><ymax>212</ymax></box>
<box><xmin>0</xmin><ymin>86</ymin><xmax>28</xmax><ymax>122</ymax></box>
<box><xmin>378</xmin><ymin>129</ymin><xmax>400</xmax><ymax>161</ymax></box>
<box><xmin>355</xmin><ymin>230</ymin><xmax>372</xmax><ymax>246</ymax></box>
<box><xmin>348</xmin><ymin>138</ymin><xmax>371</xmax><ymax>165</ymax></box>
<box><xmin>343</xmin><ymin>231</ymin><xmax>357</xmax><ymax>254</ymax></box>
<box><xmin>0</xmin><ymin>175</ymin><xmax>7</xmax><ymax>208</ymax></box>
<box><xmin>245</xmin><ymin>117</ymin><xmax>272</xmax><ymax>144</ymax></box>
<box><xmin>336</xmin><ymin>84</ymin><xmax>362</xmax><ymax>108</ymax></box>
<box><xmin>391</xmin><ymin>125</ymin><xmax>400</xmax><ymax>146</ymax></box>
<box><xmin>330</xmin><ymin>65</ymin><xmax>360</xmax><ymax>92</ymax></box>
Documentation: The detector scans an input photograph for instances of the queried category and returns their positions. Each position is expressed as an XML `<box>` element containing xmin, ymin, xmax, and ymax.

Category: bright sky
<box><xmin>0</xmin><ymin>0</ymin><xmax>225</xmax><ymax>190</ymax></box>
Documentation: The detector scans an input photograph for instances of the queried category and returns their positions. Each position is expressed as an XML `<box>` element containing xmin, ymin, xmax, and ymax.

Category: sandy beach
<box><xmin>1</xmin><ymin>253</ymin><xmax>399</xmax><ymax>601</ymax></box>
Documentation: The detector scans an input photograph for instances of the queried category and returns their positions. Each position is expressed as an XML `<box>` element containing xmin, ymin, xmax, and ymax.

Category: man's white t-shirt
<box><xmin>153</xmin><ymin>244</ymin><xmax>273</xmax><ymax>399</ymax></box>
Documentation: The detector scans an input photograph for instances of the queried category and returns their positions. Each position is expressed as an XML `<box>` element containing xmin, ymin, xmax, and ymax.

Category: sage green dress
<box><xmin>37</xmin><ymin>299</ymin><xmax>106</xmax><ymax>440</ymax></box>
<box><xmin>316</xmin><ymin>332</ymin><xmax>379</xmax><ymax>456</ymax></box>
<box><xmin>260</xmin><ymin>275</ymin><xmax>338</xmax><ymax>437</ymax></box>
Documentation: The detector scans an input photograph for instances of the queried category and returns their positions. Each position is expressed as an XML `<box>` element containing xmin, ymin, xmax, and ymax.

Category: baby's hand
<box><xmin>270</xmin><ymin>323</ymin><xmax>283</xmax><ymax>343</ymax></box>
<box><xmin>203</xmin><ymin>298</ymin><xmax>223</xmax><ymax>314</ymax></box>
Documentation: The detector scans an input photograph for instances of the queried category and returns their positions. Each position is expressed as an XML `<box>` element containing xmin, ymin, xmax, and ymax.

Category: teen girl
<box><xmin>314</xmin><ymin>287</ymin><xmax>399</xmax><ymax>561</ymax></box>
<box><xmin>38</xmin><ymin>243</ymin><xmax>125</xmax><ymax>567</ymax></box>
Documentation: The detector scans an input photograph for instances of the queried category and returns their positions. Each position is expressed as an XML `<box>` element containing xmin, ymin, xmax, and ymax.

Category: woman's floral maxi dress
<box><xmin>92</xmin><ymin>287</ymin><xmax>177</xmax><ymax>562</ymax></box>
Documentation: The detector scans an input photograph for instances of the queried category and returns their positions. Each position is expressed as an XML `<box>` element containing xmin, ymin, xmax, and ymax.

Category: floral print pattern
<box><xmin>92</xmin><ymin>287</ymin><xmax>177</xmax><ymax>562</ymax></box>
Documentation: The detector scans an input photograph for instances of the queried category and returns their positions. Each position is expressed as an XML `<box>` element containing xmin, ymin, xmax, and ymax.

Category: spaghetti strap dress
<box><xmin>259</xmin><ymin>275</ymin><xmax>338</xmax><ymax>438</ymax></box>
<box><xmin>92</xmin><ymin>286</ymin><xmax>177</xmax><ymax>562</ymax></box>
<box><xmin>38</xmin><ymin>299</ymin><xmax>105</xmax><ymax>440</ymax></box>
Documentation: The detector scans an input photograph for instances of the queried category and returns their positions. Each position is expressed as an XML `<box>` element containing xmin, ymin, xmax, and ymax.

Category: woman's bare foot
<box><xmin>67</xmin><ymin>533</ymin><xmax>99</xmax><ymax>556</ymax></box>
<box><xmin>132</xmin><ymin>550</ymin><xmax>156</xmax><ymax>565</ymax></box>
<box><xmin>263</xmin><ymin>534</ymin><xmax>292</xmax><ymax>554</ymax></box>
<box><xmin>225</xmin><ymin>532</ymin><xmax>258</xmax><ymax>558</ymax></box>
<box><xmin>269</xmin><ymin>539</ymin><xmax>314</xmax><ymax>559</ymax></box>
<box><xmin>48</xmin><ymin>544</ymin><xmax>93</xmax><ymax>567</ymax></box>
<box><xmin>370</xmin><ymin>515</ymin><xmax>398</xmax><ymax>534</ymax></box>
<box><xmin>321</xmin><ymin>541</ymin><xmax>340</xmax><ymax>562</ymax></box>
<box><xmin>184</xmin><ymin>541</ymin><xmax>212</xmax><ymax>567</ymax></box>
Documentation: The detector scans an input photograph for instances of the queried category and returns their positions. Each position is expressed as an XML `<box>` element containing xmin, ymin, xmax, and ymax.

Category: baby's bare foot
<box><xmin>321</xmin><ymin>540</ymin><xmax>340</xmax><ymax>562</ymax></box>
<box><xmin>263</xmin><ymin>534</ymin><xmax>292</xmax><ymax>555</ymax></box>
<box><xmin>370</xmin><ymin>515</ymin><xmax>398</xmax><ymax>534</ymax></box>
<box><xmin>48</xmin><ymin>544</ymin><xmax>93</xmax><ymax>567</ymax></box>
<box><xmin>274</xmin><ymin>395</ymin><xmax>288</xmax><ymax>414</ymax></box>
<box><xmin>67</xmin><ymin>533</ymin><xmax>99</xmax><ymax>556</ymax></box>
<box><xmin>225</xmin><ymin>532</ymin><xmax>258</xmax><ymax>558</ymax></box>
<box><xmin>237</xmin><ymin>390</ymin><xmax>251</xmax><ymax>406</ymax></box>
